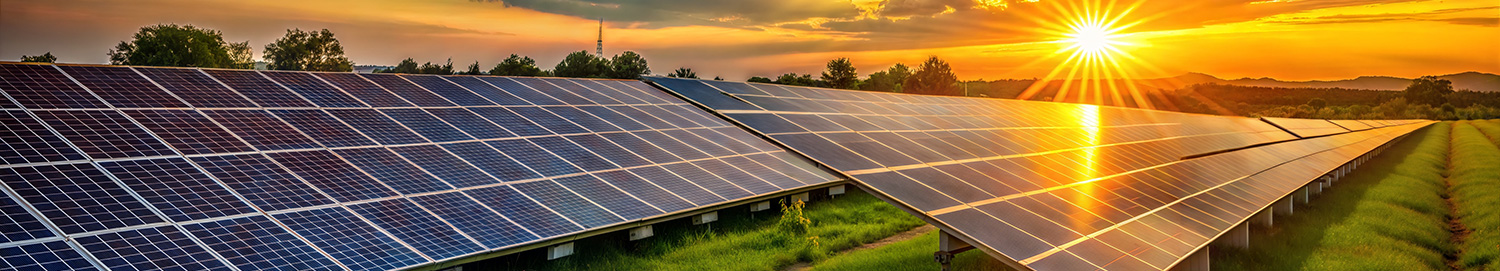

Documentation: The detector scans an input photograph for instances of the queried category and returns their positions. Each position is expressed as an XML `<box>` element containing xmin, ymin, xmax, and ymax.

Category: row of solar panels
<box><xmin>646</xmin><ymin>77</ymin><xmax>1431</xmax><ymax>271</ymax></box>
<box><xmin>0</xmin><ymin>63</ymin><xmax>839</xmax><ymax>271</ymax></box>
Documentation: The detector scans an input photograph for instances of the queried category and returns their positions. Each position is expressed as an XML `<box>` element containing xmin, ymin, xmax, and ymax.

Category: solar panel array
<box><xmin>648</xmin><ymin>77</ymin><xmax>1432</xmax><ymax>271</ymax></box>
<box><xmin>0</xmin><ymin>63</ymin><xmax>840</xmax><ymax>271</ymax></box>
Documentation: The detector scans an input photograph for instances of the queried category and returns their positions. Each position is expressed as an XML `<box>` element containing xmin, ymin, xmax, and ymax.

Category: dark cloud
<box><xmin>1262</xmin><ymin>5</ymin><xmax>1498</xmax><ymax>26</ymax></box>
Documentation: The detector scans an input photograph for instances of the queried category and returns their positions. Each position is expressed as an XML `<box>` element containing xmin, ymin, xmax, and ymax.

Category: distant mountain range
<box><xmin>1141</xmin><ymin>71</ymin><xmax>1500</xmax><ymax>92</ymax></box>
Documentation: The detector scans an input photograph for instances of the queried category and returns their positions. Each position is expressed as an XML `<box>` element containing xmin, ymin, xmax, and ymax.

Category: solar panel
<box><xmin>0</xmin><ymin>63</ymin><xmax>107</xmax><ymax>108</ymax></box>
<box><xmin>648</xmin><ymin>76</ymin><xmax>1430</xmax><ymax>271</ymax></box>
<box><xmin>135</xmin><ymin>67</ymin><xmax>257</xmax><ymax>108</ymax></box>
<box><xmin>0</xmin><ymin>63</ymin><xmax>841</xmax><ymax>270</ymax></box>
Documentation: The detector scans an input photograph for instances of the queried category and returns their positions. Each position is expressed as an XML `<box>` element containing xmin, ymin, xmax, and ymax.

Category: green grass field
<box><xmin>506</xmin><ymin>190</ymin><xmax>927</xmax><ymax>271</ymax></box>
<box><xmin>1453</xmin><ymin>120</ymin><xmax>1500</xmax><ymax>270</ymax></box>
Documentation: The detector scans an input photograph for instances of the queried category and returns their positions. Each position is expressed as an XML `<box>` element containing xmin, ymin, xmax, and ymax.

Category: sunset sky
<box><xmin>1</xmin><ymin>0</ymin><xmax>1495</xmax><ymax>81</ymax></box>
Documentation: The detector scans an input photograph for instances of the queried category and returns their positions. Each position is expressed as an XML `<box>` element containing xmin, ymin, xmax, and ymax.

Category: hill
<box><xmin>1148</xmin><ymin>71</ymin><xmax>1500</xmax><ymax>92</ymax></box>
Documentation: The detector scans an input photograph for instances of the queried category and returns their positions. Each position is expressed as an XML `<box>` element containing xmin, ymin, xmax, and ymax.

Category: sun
<box><xmin>1063</xmin><ymin>22</ymin><xmax>1124</xmax><ymax>55</ymax></box>
<box><xmin>1015</xmin><ymin>0</ymin><xmax>1166</xmax><ymax>109</ymax></box>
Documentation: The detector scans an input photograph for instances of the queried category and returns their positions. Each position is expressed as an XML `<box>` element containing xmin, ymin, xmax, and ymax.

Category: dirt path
<box><xmin>783</xmin><ymin>225</ymin><xmax>937</xmax><ymax>271</ymax></box>
<box><xmin>1443</xmin><ymin>124</ymin><xmax>1469</xmax><ymax>271</ymax></box>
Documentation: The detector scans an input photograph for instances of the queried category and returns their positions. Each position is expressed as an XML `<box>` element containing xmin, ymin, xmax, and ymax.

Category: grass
<box><xmin>1451</xmin><ymin>121</ymin><xmax>1500</xmax><ymax>270</ymax></box>
<box><xmin>491</xmin><ymin>190</ymin><xmax>927</xmax><ymax>271</ymax></box>
<box><xmin>808</xmin><ymin>230</ymin><xmax>1017</xmax><ymax>271</ymax></box>
<box><xmin>1211</xmin><ymin>122</ymin><xmax>1457</xmax><ymax>271</ymax></box>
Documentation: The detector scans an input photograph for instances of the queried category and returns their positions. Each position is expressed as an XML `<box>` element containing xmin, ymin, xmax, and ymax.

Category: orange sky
<box><xmin>0</xmin><ymin>0</ymin><xmax>1495</xmax><ymax>81</ymax></box>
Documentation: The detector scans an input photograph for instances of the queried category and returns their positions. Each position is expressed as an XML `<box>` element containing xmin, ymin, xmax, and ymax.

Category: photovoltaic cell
<box><xmin>200</xmin><ymin>110</ymin><xmax>319</xmax><ymax>150</ymax></box>
<box><xmin>440</xmin><ymin>142</ymin><xmax>540</xmax><ymax>183</ymax></box>
<box><xmin>190</xmin><ymin>154</ymin><xmax>334</xmax><ymax>212</ymax></box>
<box><xmin>271</xmin><ymin>109</ymin><xmax>377</xmax><ymax>147</ymax></box>
<box><xmin>475</xmin><ymin>77</ymin><xmax>564</xmax><ymax>105</ymax></box>
<box><xmin>182</xmin><ymin>215</ymin><xmax>341</xmax><ymax>271</ymax></box>
<box><xmin>261</xmin><ymin>71</ymin><xmax>365</xmax><ymax>107</ymax></box>
<box><xmin>425</xmin><ymin>108</ymin><xmax>513</xmax><ymax>139</ymax></box>
<box><xmin>33</xmin><ymin>110</ymin><xmax>176</xmax><ymax>159</ymax></box>
<box><xmin>592</xmin><ymin>170</ymin><xmax>695</xmax><ymax>212</ymax></box>
<box><xmin>334</xmin><ymin>147</ymin><xmax>454</xmax><ymax>194</ymax></box>
<box><xmin>1</xmin><ymin>163</ymin><xmax>163</xmax><ymax>234</ymax></box>
<box><xmin>409</xmin><ymin>192</ymin><xmax>538</xmax><ymax>249</ymax></box>
<box><xmin>100</xmin><ymin>158</ymin><xmax>255</xmax><ymax>222</ymax></box>
<box><xmin>469</xmin><ymin>107</ymin><xmax>552</xmax><ymax>136</ymax></box>
<box><xmin>598</xmin><ymin>132</ymin><xmax>679</xmax><ymax>164</ymax></box>
<box><xmin>511</xmin><ymin>180</ymin><xmax>622</xmax><ymax>228</ymax></box>
<box><xmin>315</xmin><ymin>73</ymin><xmax>411</xmax><ymax>107</ymax></box>
<box><xmin>201</xmin><ymin>69</ymin><xmax>314</xmax><ymax>107</ymax></box>
<box><xmin>0</xmin><ymin>110</ymin><xmax>85</xmax><ymax>165</ymax></box>
<box><xmin>347</xmin><ymin>199</ymin><xmax>485</xmax><ymax>260</ymax></box>
<box><xmin>529</xmin><ymin>136</ymin><xmax>613</xmax><ymax>172</ymax></box>
<box><xmin>267</xmin><ymin>150</ymin><xmax>398</xmax><ymax>202</ymax></box>
<box><xmin>542</xmin><ymin>78</ymin><xmax>615</xmax><ymax>104</ymax></box>
<box><xmin>381</xmin><ymin>109</ymin><xmax>472</xmax><ymax>142</ymax></box>
<box><xmin>0</xmin><ymin>63</ymin><xmax>107</xmax><ymax>108</ymax></box>
<box><xmin>135</xmin><ymin>67</ymin><xmax>257</xmax><ymax>108</ymax></box>
<box><xmin>552</xmin><ymin>175</ymin><xmax>662</xmax><ymax>220</ymax></box>
<box><xmin>390</xmin><ymin>145</ymin><xmax>498</xmax><ymax>188</ymax></box>
<box><xmin>0</xmin><ymin>194</ymin><xmax>52</xmax><ymax>243</ymax></box>
<box><xmin>123</xmin><ymin>109</ymin><xmax>255</xmax><ymax>155</ymax></box>
<box><xmin>442</xmin><ymin>76</ymin><xmax>532</xmax><ymax>105</ymax></box>
<box><xmin>361</xmin><ymin>74</ymin><xmax>453</xmax><ymax>107</ymax></box>
<box><xmin>510</xmin><ymin>107</ymin><xmax>587</xmax><ymax>134</ymax></box>
<box><xmin>511</xmin><ymin>77</ymin><xmax>591</xmax><ymax>104</ymax></box>
<box><xmin>56</xmin><ymin>65</ymin><xmax>186</xmax><ymax>108</ymax></box>
<box><xmin>401</xmin><ymin>75</ymin><xmax>493</xmax><ymax>106</ymax></box>
<box><xmin>625</xmin><ymin>167</ymin><xmax>725</xmax><ymax>206</ymax></box>
<box><xmin>547</xmin><ymin>107</ymin><xmax>620</xmax><ymax>132</ymax></box>
<box><xmin>74</xmin><ymin>225</ymin><xmax>232</xmax><ymax>271</ymax></box>
<box><xmin>0</xmin><ymin>240</ymin><xmax>98</xmax><ymax>270</ymax></box>
<box><xmin>488</xmin><ymin>138</ymin><xmax>579</xmax><ymax>177</ymax></box>
<box><xmin>272</xmin><ymin>207</ymin><xmax>426</xmax><ymax>271</ymax></box>
<box><xmin>326</xmin><ymin>109</ymin><xmax>427</xmax><ymax>145</ymax></box>
<box><xmin>463</xmin><ymin>186</ymin><xmax>580</xmax><ymax>238</ymax></box>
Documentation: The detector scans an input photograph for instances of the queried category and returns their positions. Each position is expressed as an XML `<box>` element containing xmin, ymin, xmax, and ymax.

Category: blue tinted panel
<box><xmin>553</xmin><ymin>175</ymin><xmax>661</xmax><ymax>219</ymax></box>
<box><xmin>442</xmin><ymin>76</ymin><xmax>532</xmax><ymax>105</ymax></box>
<box><xmin>272</xmin><ymin>207</ymin><xmax>426</xmax><ymax>271</ymax></box>
<box><xmin>202</xmin><ymin>69</ymin><xmax>314</xmax><ymax>107</ymax></box>
<box><xmin>56</xmin><ymin>65</ymin><xmax>186</xmax><ymax>108</ymax></box>
<box><xmin>660</xmin><ymin>163</ymin><xmax>752</xmax><ymax>200</ymax></box>
<box><xmin>0</xmin><ymin>193</ymin><xmax>52</xmax><ymax>243</ymax></box>
<box><xmin>326</xmin><ymin>109</ymin><xmax>426</xmax><ymax>145</ymax></box>
<box><xmin>691</xmin><ymin>159</ymin><xmax>778</xmax><ymax>194</ymax></box>
<box><xmin>510</xmin><ymin>107</ymin><xmax>586</xmax><ymax>134</ymax></box>
<box><xmin>315</xmin><ymin>73</ymin><xmax>412</xmax><ymax>107</ymax></box>
<box><xmin>565</xmin><ymin>134</ymin><xmax>649</xmax><ymax>167</ymax></box>
<box><xmin>101</xmin><ymin>158</ymin><xmax>254</xmax><ymax>222</ymax></box>
<box><xmin>633</xmin><ymin>131</ymin><xmax>709</xmax><ymax>160</ymax></box>
<box><xmin>2</xmin><ymin>163</ymin><xmax>162</xmax><ymax>234</ymax></box>
<box><xmin>268</xmin><ymin>151</ymin><xmax>398</xmax><ymax>202</ymax></box>
<box><xmin>389</xmin><ymin>145</ymin><xmax>497</xmax><ymax>188</ymax></box>
<box><xmin>191</xmin><ymin>154</ymin><xmax>334</xmax><ymax>212</ymax></box>
<box><xmin>124</xmin><ymin>109</ymin><xmax>254</xmax><ymax>155</ymax></box>
<box><xmin>381</xmin><ymin>109</ymin><xmax>472</xmax><ymax>142</ymax></box>
<box><xmin>626</xmin><ymin>167</ymin><xmax>724</xmax><ymax>206</ymax></box>
<box><xmin>612</xmin><ymin>106</ymin><xmax>674</xmax><ymax>129</ymax></box>
<box><xmin>401</xmin><ymin>75</ymin><xmax>492</xmax><ymax>106</ymax></box>
<box><xmin>663</xmin><ymin>129</ymin><xmax>734</xmax><ymax>157</ymax></box>
<box><xmin>183</xmin><ymin>216</ymin><xmax>340</xmax><ymax>271</ymax></box>
<box><xmin>271</xmin><ymin>109</ymin><xmax>377</xmax><ymax>147</ymax></box>
<box><xmin>574</xmin><ymin>80</ymin><xmax>646</xmax><ymax>104</ymax></box>
<box><xmin>334</xmin><ymin>147</ymin><xmax>453</xmax><ymax>194</ymax></box>
<box><xmin>546</xmin><ymin>107</ymin><xmax>619</xmax><ymax>132</ymax></box>
<box><xmin>440</xmin><ymin>142</ymin><xmax>540</xmax><ymax>182</ymax></box>
<box><xmin>361</xmin><ymin>74</ymin><xmax>452</xmax><ymax>107</ymax></box>
<box><xmin>647</xmin><ymin>77</ymin><xmax>757</xmax><ymax>110</ymax></box>
<box><xmin>410</xmin><ymin>192</ymin><xmax>538</xmax><ymax>249</ymax></box>
<box><xmin>469</xmin><ymin>107</ymin><xmax>552</xmax><ymax>136</ymax></box>
<box><xmin>425</xmin><ymin>108</ymin><xmax>512</xmax><ymax>139</ymax></box>
<box><xmin>598</xmin><ymin>132</ymin><xmax>679</xmax><ymax>164</ymax></box>
<box><xmin>201</xmin><ymin>110</ymin><xmax>319</xmax><ymax>151</ymax></box>
<box><xmin>34</xmin><ymin>110</ymin><xmax>175</xmax><ymax>159</ymax></box>
<box><xmin>512</xmin><ymin>78</ymin><xmax>591</xmax><ymax>104</ymax></box>
<box><xmin>475</xmin><ymin>77</ymin><xmax>563</xmax><ymax>105</ymax></box>
<box><xmin>579</xmin><ymin>106</ymin><xmax>648</xmax><ymax>131</ymax></box>
<box><xmin>529</xmin><ymin>137</ymin><xmax>614</xmax><ymax>172</ymax></box>
<box><xmin>135</xmin><ymin>67</ymin><xmax>256</xmax><ymax>108</ymax></box>
<box><xmin>720</xmin><ymin>156</ymin><xmax>801</xmax><ymax>189</ymax></box>
<box><xmin>75</xmin><ymin>226</ymin><xmax>231</xmax><ymax>271</ymax></box>
<box><xmin>0</xmin><ymin>63</ymin><xmax>106</xmax><ymax>108</ymax></box>
<box><xmin>592</xmin><ymin>171</ymin><xmax>695</xmax><ymax>212</ymax></box>
<box><xmin>511</xmin><ymin>181</ymin><xmax>621</xmax><ymax>227</ymax></box>
<box><xmin>487</xmin><ymin>139</ymin><xmax>579</xmax><ymax>177</ymax></box>
<box><xmin>542</xmin><ymin>78</ymin><xmax>617</xmax><ymax>104</ymax></box>
<box><xmin>261</xmin><ymin>71</ymin><xmax>365</xmax><ymax>107</ymax></box>
<box><xmin>0</xmin><ymin>241</ymin><xmax>98</xmax><ymax>270</ymax></box>
<box><xmin>0</xmin><ymin>110</ymin><xmax>85</xmax><ymax>165</ymax></box>
<box><xmin>464</xmin><ymin>186</ymin><xmax>580</xmax><ymax>238</ymax></box>
<box><xmin>348</xmin><ymin>199</ymin><xmax>484</xmax><ymax>260</ymax></box>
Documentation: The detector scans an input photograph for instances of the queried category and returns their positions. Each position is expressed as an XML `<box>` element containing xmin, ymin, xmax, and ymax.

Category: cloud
<box><xmin>1261</xmin><ymin>5</ymin><xmax>1499</xmax><ymax>26</ymax></box>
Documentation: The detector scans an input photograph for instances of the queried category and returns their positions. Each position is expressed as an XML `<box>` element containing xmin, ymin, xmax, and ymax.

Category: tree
<box><xmin>553</xmin><ymin>51</ymin><xmax>609</xmax><ymax>78</ymax></box>
<box><xmin>489</xmin><ymin>54</ymin><xmax>543</xmax><ymax>76</ymax></box>
<box><xmin>379</xmin><ymin>58</ymin><xmax>420</xmax><ymax>73</ymax></box>
<box><xmin>418</xmin><ymin>58</ymin><xmax>454</xmax><ymax>75</ymax></box>
<box><xmin>1403</xmin><ymin>76</ymin><xmax>1454</xmax><ymax>106</ymax></box>
<box><xmin>262</xmin><ymin>29</ymin><xmax>353</xmax><ymax>71</ymax></box>
<box><xmin>862</xmin><ymin>63</ymin><xmax>912</xmax><ymax>92</ymax></box>
<box><xmin>109</xmin><ymin>24</ymin><xmax>251</xmax><ymax>69</ymax></box>
<box><xmin>669</xmin><ymin>67</ymin><xmax>698</xmax><ymax>79</ymax></box>
<box><xmin>20</xmin><ymin>52</ymin><xmax>56</xmax><ymax>63</ymax></box>
<box><xmin>748</xmin><ymin>76</ymin><xmax>773</xmax><ymax>83</ymax></box>
<box><xmin>904</xmin><ymin>56</ymin><xmax>959</xmax><ymax>95</ymax></box>
<box><xmin>464</xmin><ymin>61</ymin><xmax>484</xmax><ymax>75</ymax></box>
<box><xmin>714</xmin><ymin>76</ymin><xmax>723</xmax><ymax>81</ymax></box>
<box><xmin>774</xmin><ymin>73</ymin><xmax>818</xmax><ymax>87</ymax></box>
<box><xmin>1307</xmin><ymin>98</ymin><xmax>1327</xmax><ymax>108</ymax></box>
<box><xmin>821</xmin><ymin>57</ymin><xmax>858</xmax><ymax>89</ymax></box>
<box><xmin>607</xmin><ymin>51</ymin><xmax>650</xmax><ymax>79</ymax></box>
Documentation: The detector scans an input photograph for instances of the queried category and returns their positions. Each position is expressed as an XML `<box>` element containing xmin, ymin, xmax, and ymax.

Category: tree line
<box><xmin>746</xmin><ymin>56</ymin><xmax>962</xmax><ymax>96</ymax></box>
